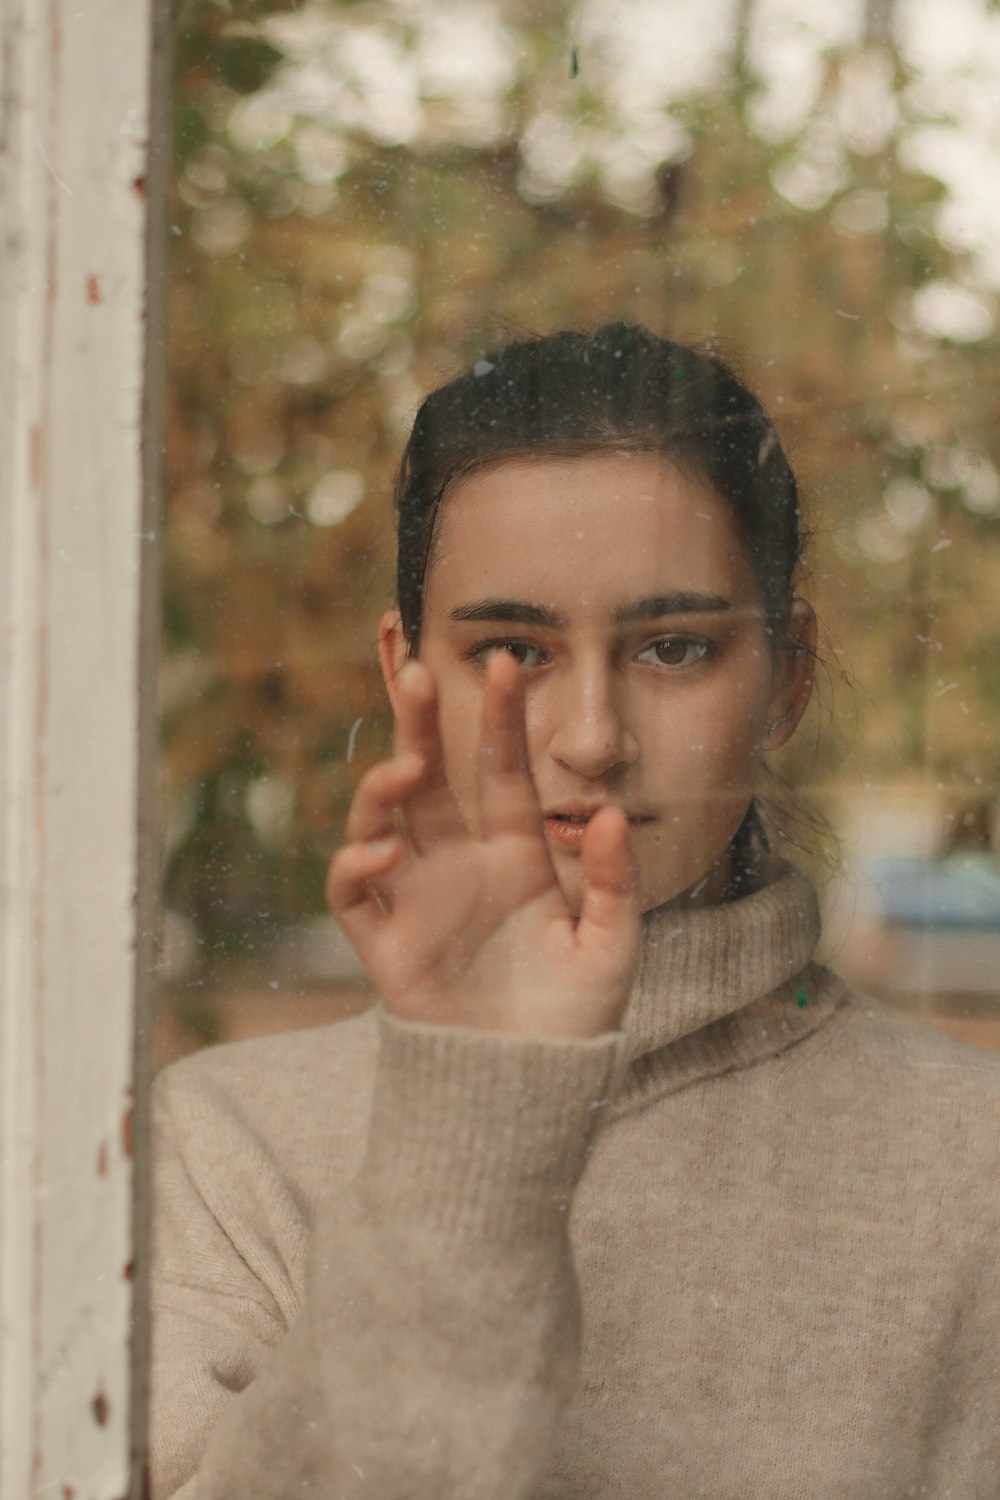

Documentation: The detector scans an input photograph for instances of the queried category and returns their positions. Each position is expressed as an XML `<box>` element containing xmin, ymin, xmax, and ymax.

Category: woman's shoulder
<box><xmin>792</xmin><ymin>973</ymin><xmax>1000</xmax><ymax>1198</ymax></box>
<box><xmin>831</xmin><ymin>981</ymin><xmax>1000</xmax><ymax>1093</ymax></box>
<box><xmin>747</xmin><ymin>973</ymin><xmax>1000</xmax><ymax>1261</ymax></box>
<box><xmin>157</xmin><ymin>1006</ymin><xmax>378</xmax><ymax>1110</ymax></box>
<box><xmin>153</xmin><ymin>1008</ymin><xmax>380</xmax><ymax>1201</ymax></box>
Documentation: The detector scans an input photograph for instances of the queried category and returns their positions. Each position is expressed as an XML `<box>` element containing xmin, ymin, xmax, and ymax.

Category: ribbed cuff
<box><xmin>355</xmin><ymin>1007</ymin><xmax>627</xmax><ymax>1242</ymax></box>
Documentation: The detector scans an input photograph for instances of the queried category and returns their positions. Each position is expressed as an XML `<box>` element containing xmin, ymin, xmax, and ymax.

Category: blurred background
<box><xmin>157</xmin><ymin>0</ymin><xmax>1000</xmax><ymax>1067</ymax></box>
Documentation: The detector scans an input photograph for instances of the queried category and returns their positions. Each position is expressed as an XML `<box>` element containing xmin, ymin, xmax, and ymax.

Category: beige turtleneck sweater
<box><xmin>149</xmin><ymin>863</ymin><xmax>1000</xmax><ymax>1498</ymax></box>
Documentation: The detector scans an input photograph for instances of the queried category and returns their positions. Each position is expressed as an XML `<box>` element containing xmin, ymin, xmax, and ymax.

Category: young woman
<box><xmin>150</xmin><ymin>325</ymin><xmax>1000</xmax><ymax>1499</ymax></box>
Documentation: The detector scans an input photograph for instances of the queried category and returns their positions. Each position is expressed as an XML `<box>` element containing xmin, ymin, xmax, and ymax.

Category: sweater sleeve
<box><xmin>148</xmin><ymin>1008</ymin><xmax>626</xmax><ymax>1500</ymax></box>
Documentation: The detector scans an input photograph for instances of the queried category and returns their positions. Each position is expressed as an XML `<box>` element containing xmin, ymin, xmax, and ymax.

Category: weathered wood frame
<box><xmin>0</xmin><ymin>0</ymin><xmax>169</xmax><ymax>1493</ymax></box>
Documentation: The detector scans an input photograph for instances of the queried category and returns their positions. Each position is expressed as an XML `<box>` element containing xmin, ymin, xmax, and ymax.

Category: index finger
<box><xmin>390</xmin><ymin>659</ymin><xmax>464</xmax><ymax>846</ymax></box>
<box><xmin>476</xmin><ymin>651</ymin><xmax>545</xmax><ymax>839</ymax></box>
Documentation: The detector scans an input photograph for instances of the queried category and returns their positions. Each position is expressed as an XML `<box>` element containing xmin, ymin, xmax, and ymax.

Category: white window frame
<box><xmin>0</xmin><ymin>0</ymin><xmax>167</xmax><ymax>1493</ymax></box>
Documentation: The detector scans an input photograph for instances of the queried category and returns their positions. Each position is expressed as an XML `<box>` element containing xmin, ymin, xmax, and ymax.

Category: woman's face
<box><xmin>382</xmin><ymin>452</ymin><xmax>813</xmax><ymax>915</ymax></box>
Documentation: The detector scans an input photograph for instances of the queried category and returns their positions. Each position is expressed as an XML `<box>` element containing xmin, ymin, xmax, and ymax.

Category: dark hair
<box><xmin>392</xmin><ymin>322</ymin><xmax>819</xmax><ymax>883</ymax></box>
<box><xmin>394</xmin><ymin>322</ymin><xmax>804</xmax><ymax>652</ymax></box>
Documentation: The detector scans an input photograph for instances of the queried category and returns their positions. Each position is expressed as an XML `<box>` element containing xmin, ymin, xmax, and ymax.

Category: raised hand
<box><xmin>325</xmin><ymin>653</ymin><xmax>640</xmax><ymax>1038</ymax></box>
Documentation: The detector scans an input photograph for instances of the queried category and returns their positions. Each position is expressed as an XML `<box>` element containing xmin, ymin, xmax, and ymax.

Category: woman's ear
<box><xmin>762</xmin><ymin>598</ymin><xmax>817</xmax><ymax>750</ymax></box>
<box><xmin>377</xmin><ymin>611</ymin><xmax>410</xmax><ymax>712</ymax></box>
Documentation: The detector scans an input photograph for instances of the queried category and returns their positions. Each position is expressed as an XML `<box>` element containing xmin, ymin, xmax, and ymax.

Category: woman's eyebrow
<box><xmin>614</xmin><ymin>592</ymin><xmax>733</xmax><ymax>623</ymax></box>
<box><xmin>448</xmin><ymin>598</ymin><xmax>566</xmax><ymax>628</ymax></box>
<box><xmin>448</xmin><ymin>594</ymin><xmax>735</xmax><ymax>628</ymax></box>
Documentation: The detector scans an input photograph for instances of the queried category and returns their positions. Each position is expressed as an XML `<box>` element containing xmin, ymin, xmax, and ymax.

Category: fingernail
<box><xmin>365</xmin><ymin>838</ymin><xmax>397</xmax><ymax>860</ymax></box>
<box><xmin>398</xmin><ymin>660</ymin><xmax>428</xmax><ymax>695</ymax></box>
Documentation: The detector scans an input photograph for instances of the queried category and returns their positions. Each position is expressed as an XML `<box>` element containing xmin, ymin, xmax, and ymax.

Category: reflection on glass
<box><xmin>150</xmin><ymin>3</ymin><xmax>1000</xmax><ymax>1495</ymax></box>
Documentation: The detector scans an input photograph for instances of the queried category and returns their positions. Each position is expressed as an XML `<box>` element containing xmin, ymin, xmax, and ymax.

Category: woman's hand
<box><xmin>325</xmin><ymin>653</ymin><xmax>640</xmax><ymax>1038</ymax></box>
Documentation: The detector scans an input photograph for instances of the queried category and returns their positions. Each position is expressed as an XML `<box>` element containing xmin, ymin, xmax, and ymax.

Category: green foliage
<box><xmin>174</xmin><ymin>100</ymin><xmax>211</xmax><ymax>165</ymax></box>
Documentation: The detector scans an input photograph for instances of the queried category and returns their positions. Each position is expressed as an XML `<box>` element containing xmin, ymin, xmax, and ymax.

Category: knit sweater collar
<box><xmin>618</xmin><ymin>858</ymin><xmax>839</xmax><ymax>1106</ymax></box>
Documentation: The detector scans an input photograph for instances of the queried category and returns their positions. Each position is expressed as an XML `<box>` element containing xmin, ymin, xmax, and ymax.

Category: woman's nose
<box><xmin>545</xmin><ymin>673</ymin><xmax>638</xmax><ymax>779</ymax></box>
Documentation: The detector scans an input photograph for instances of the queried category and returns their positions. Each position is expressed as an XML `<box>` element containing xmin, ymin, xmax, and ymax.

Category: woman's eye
<box><xmin>473</xmin><ymin>639</ymin><xmax>546</xmax><ymax>669</ymax></box>
<box><xmin>637</xmin><ymin>637</ymin><xmax>711</xmax><ymax>668</ymax></box>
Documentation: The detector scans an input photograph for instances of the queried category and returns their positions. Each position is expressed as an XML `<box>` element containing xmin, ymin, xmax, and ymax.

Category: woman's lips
<box><xmin>543</xmin><ymin>811</ymin><xmax>654</xmax><ymax>851</ymax></box>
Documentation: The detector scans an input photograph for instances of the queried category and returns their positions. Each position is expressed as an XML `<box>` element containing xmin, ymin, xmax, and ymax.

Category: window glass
<box><xmin>159</xmin><ymin>0</ymin><xmax>1000</xmax><ymax>1058</ymax></box>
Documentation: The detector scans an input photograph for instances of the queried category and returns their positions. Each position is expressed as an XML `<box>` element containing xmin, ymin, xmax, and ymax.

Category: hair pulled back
<box><xmin>394</xmin><ymin>322</ymin><xmax>804</xmax><ymax>650</ymax></box>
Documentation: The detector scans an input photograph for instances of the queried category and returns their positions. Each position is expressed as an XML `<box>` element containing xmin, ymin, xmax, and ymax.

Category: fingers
<box><xmin>345</xmin><ymin>751</ymin><xmax>425</xmax><ymax>844</ymax></box>
<box><xmin>575</xmin><ymin>807</ymin><xmax>640</xmax><ymax>979</ymax></box>
<box><xmin>391</xmin><ymin>661</ymin><xmax>465</xmax><ymax>847</ymax></box>
<box><xmin>477</xmin><ymin>652</ymin><xmax>546</xmax><ymax>839</ymax></box>
<box><xmin>329</xmin><ymin>746</ymin><xmax>426</xmax><ymax>963</ymax></box>
<box><xmin>339</xmin><ymin>751</ymin><xmax>424</xmax><ymax>930</ymax></box>
<box><xmin>325</xmin><ymin>836</ymin><xmax>403</xmax><ymax>914</ymax></box>
<box><xmin>324</xmin><ymin>834</ymin><xmax>404</xmax><ymax>964</ymax></box>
